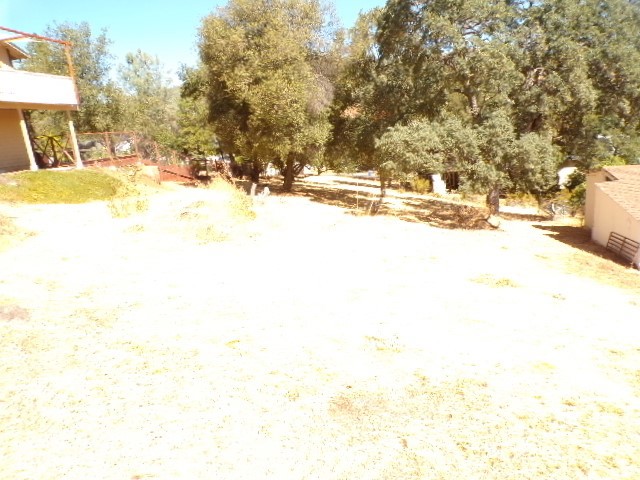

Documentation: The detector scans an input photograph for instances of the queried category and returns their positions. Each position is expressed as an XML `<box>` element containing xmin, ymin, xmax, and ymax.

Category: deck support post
<box><xmin>66</xmin><ymin>111</ymin><xmax>83</xmax><ymax>169</ymax></box>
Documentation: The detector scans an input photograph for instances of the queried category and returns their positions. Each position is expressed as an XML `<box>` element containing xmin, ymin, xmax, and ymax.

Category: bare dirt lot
<box><xmin>1</xmin><ymin>176</ymin><xmax>639</xmax><ymax>479</ymax></box>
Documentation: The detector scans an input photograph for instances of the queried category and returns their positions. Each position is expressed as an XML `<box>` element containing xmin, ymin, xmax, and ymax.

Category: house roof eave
<box><xmin>2</xmin><ymin>41</ymin><xmax>29</xmax><ymax>61</ymax></box>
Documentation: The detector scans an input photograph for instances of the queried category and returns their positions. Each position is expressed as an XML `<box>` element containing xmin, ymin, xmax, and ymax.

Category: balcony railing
<box><xmin>0</xmin><ymin>68</ymin><xmax>78</xmax><ymax>109</ymax></box>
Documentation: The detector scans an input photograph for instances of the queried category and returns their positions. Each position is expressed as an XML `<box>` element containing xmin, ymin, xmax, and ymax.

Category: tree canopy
<box><xmin>18</xmin><ymin>1</ymin><xmax>640</xmax><ymax>211</ymax></box>
<box><xmin>331</xmin><ymin>0</ymin><xmax>640</xmax><ymax>211</ymax></box>
<box><xmin>20</xmin><ymin>22</ymin><xmax>186</xmax><ymax>153</ymax></box>
<box><xmin>22</xmin><ymin>22</ymin><xmax>123</xmax><ymax>134</ymax></box>
<box><xmin>118</xmin><ymin>49</ymin><xmax>178</xmax><ymax>146</ymax></box>
<box><xmin>198</xmin><ymin>0</ymin><xmax>337</xmax><ymax>189</ymax></box>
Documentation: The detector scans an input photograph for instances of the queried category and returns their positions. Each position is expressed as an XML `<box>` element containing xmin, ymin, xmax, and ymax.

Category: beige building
<box><xmin>0</xmin><ymin>27</ymin><xmax>80</xmax><ymax>173</ymax></box>
<box><xmin>585</xmin><ymin>165</ymin><xmax>640</xmax><ymax>268</ymax></box>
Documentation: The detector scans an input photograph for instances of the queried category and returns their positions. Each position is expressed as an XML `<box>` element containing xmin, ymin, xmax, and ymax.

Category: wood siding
<box><xmin>0</xmin><ymin>47</ymin><xmax>11</xmax><ymax>67</ymax></box>
<box><xmin>0</xmin><ymin>108</ymin><xmax>30</xmax><ymax>173</ymax></box>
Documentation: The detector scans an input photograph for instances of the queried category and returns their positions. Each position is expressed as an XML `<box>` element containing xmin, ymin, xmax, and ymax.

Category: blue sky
<box><xmin>1</xmin><ymin>0</ymin><xmax>385</xmax><ymax>82</ymax></box>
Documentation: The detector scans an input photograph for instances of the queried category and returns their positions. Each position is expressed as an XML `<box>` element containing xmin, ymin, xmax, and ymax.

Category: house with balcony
<box><xmin>0</xmin><ymin>27</ymin><xmax>81</xmax><ymax>173</ymax></box>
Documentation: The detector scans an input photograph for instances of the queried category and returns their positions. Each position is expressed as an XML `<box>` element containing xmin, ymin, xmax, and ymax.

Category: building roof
<box><xmin>599</xmin><ymin>165</ymin><xmax>640</xmax><ymax>222</ymax></box>
<box><xmin>0</xmin><ymin>40</ymin><xmax>29</xmax><ymax>61</ymax></box>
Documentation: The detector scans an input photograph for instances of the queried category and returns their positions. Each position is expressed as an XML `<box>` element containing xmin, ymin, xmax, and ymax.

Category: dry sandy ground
<box><xmin>1</xmin><ymin>178</ymin><xmax>639</xmax><ymax>479</ymax></box>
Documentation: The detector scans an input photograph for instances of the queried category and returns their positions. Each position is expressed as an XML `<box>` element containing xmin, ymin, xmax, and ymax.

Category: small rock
<box><xmin>486</xmin><ymin>215</ymin><xmax>501</xmax><ymax>229</ymax></box>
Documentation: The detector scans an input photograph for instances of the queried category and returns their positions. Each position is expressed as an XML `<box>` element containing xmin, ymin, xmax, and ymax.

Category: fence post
<box><xmin>104</xmin><ymin>132</ymin><xmax>114</xmax><ymax>162</ymax></box>
<box><xmin>132</xmin><ymin>132</ymin><xmax>141</xmax><ymax>163</ymax></box>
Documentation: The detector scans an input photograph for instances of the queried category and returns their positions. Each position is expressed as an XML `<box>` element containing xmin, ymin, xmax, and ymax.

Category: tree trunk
<box><xmin>486</xmin><ymin>186</ymin><xmax>501</xmax><ymax>216</ymax></box>
<box><xmin>379</xmin><ymin>172</ymin><xmax>387</xmax><ymax>198</ymax></box>
<box><xmin>470</xmin><ymin>94</ymin><xmax>479</xmax><ymax>118</ymax></box>
<box><xmin>463</xmin><ymin>82</ymin><xmax>480</xmax><ymax>121</ymax></box>
<box><xmin>283</xmin><ymin>156</ymin><xmax>295</xmax><ymax>192</ymax></box>
<box><xmin>250</xmin><ymin>159</ymin><xmax>261</xmax><ymax>184</ymax></box>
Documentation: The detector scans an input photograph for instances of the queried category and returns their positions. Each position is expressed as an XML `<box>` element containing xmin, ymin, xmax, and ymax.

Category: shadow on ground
<box><xmin>261</xmin><ymin>179</ymin><xmax>494</xmax><ymax>230</ymax></box>
<box><xmin>500</xmin><ymin>211</ymin><xmax>550</xmax><ymax>222</ymax></box>
<box><xmin>534</xmin><ymin>224</ymin><xmax>632</xmax><ymax>267</ymax></box>
<box><xmin>392</xmin><ymin>197</ymin><xmax>493</xmax><ymax>230</ymax></box>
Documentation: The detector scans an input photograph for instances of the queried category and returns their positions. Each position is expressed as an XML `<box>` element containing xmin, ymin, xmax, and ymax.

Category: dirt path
<box><xmin>1</xmin><ymin>179</ymin><xmax>639</xmax><ymax>479</ymax></box>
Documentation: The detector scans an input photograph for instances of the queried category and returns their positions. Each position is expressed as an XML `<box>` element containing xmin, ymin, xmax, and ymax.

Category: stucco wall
<box><xmin>591</xmin><ymin>186</ymin><xmax>640</xmax><ymax>267</ymax></box>
<box><xmin>0</xmin><ymin>70</ymin><xmax>78</xmax><ymax>109</ymax></box>
<box><xmin>584</xmin><ymin>171</ymin><xmax>606</xmax><ymax>229</ymax></box>
<box><xmin>0</xmin><ymin>108</ymin><xmax>30</xmax><ymax>173</ymax></box>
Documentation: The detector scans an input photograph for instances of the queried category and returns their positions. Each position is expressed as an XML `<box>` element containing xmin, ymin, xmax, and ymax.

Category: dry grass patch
<box><xmin>0</xmin><ymin>176</ymin><xmax>639</xmax><ymax>479</ymax></box>
<box><xmin>104</xmin><ymin>166</ymin><xmax>162</xmax><ymax>218</ymax></box>
<box><xmin>115</xmin><ymin>178</ymin><xmax>256</xmax><ymax>244</ymax></box>
<box><xmin>108</xmin><ymin>196</ymin><xmax>150</xmax><ymax>218</ymax></box>
<box><xmin>533</xmin><ymin>221</ymin><xmax>640</xmax><ymax>295</ymax></box>
<box><xmin>565</xmin><ymin>249</ymin><xmax>640</xmax><ymax>294</ymax></box>
<box><xmin>0</xmin><ymin>214</ymin><xmax>18</xmax><ymax>252</ymax></box>
<box><xmin>323</xmin><ymin>373</ymin><xmax>638</xmax><ymax>478</ymax></box>
<box><xmin>178</xmin><ymin>180</ymin><xmax>255</xmax><ymax>244</ymax></box>
<box><xmin>0</xmin><ymin>213</ymin><xmax>33</xmax><ymax>252</ymax></box>
<box><xmin>471</xmin><ymin>274</ymin><xmax>519</xmax><ymax>288</ymax></box>
<box><xmin>365</xmin><ymin>335</ymin><xmax>403</xmax><ymax>353</ymax></box>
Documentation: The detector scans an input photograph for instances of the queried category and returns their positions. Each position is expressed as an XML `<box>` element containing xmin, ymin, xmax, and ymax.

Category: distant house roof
<box><xmin>599</xmin><ymin>165</ymin><xmax>640</xmax><ymax>222</ymax></box>
<box><xmin>0</xmin><ymin>40</ymin><xmax>29</xmax><ymax>61</ymax></box>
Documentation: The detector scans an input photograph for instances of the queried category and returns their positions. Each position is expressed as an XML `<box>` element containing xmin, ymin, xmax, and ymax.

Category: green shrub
<box><xmin>205</xmin><ymin>178</ymin><xmax>256</xmax><ymax>220</ymax></box>
<box><xmin>503</xmin><ymin>192</ymin><xmax>538</xmax><ymax>207</ymax></box>
<box><xmin>411</xmin><ymin>177</ymin><xmax>432</xmax><ymax>194</ymax></box>
<box><xmin>569</xmin><ymin>182</ymin><xmax>586</xmax><ymax>212</ymax></box>
<box><xmin>565</xmin><ymin>170</ymin><xmax>586</xmax><ymax>191</ymax></box>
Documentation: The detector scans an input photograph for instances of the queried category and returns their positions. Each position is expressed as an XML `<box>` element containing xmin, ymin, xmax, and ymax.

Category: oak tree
<box><xmin>198</xmin><ymin>0</ymin><xmax>336</xmax><ymax>190</ymax></box>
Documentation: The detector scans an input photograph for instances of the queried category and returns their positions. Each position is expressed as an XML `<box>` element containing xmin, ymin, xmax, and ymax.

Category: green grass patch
<box><xmin>0</xmin><ymin>169</ymin><xmax>124</xmax><ymax>204</ymax></box>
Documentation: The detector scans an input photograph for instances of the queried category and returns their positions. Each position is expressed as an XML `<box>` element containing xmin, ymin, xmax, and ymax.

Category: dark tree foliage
<box><xmin>198</xmin><ymin>0</ymin><xmax>337</xmax><ymax>190</ymax></box>
<box><xmin>330</xmin><ymin>0</ymin><xmax>640</xmax><ymax>212</ymax></box>
<box><xmin>22</xmin><ymin>22</ymin><xmax>124</xmax><ymax>134</ymax></box>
